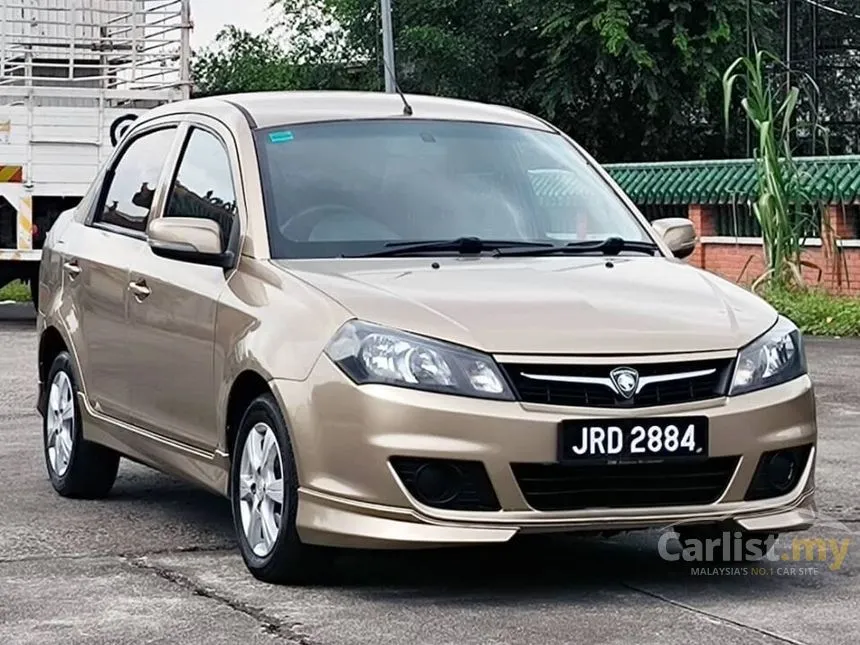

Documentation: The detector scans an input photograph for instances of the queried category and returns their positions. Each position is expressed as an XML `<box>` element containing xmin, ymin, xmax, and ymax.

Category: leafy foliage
<box><xmin>192</xmin><ymin>26</ymin><xmax>299</xmax><ymax>96</ymax></box>
<box><xmin>191</xmin><ymin>1</ymin><xmax>375</xmax><ymax>97</ymax></box>
<box><xmin>322</xmin><ymin>0</ymin><xmax>530</xmax><ymax>102</ymax></box>
<box><xmin>763</xmin><ymin>287</ymin><xmax>860</xmax><ymax>337</ymax></box>
<box><xmin>0</xmin><ymin>280</ymin><xmax>28</xmax><ymax>303</ymax></box>
<box><xmin>528</xmin><ymin>0</ymin><xmax>775</xmax><ymax>161</ymax></box>
<box><xmin>191</xmin><ymin>0</ymin><xmax>775</xmax><ymax>163</ymax></box>
<box><xmin>722</xmin><ymin>44</ymin><xmax>831</xmax><ymax>291</ymax></box>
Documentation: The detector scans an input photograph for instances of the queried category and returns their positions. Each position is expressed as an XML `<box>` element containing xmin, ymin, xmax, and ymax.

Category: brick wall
<box><xmin>685</xmin><ymin>205</ymin><xmax>860</xmax><ymax>295</ymax></box>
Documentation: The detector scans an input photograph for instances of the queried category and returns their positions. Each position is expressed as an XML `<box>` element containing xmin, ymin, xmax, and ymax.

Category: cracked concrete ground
<box><xmin>1</xmin><ymin>303</ymin><xmax>858</xmax><ymax>645</ymax></box>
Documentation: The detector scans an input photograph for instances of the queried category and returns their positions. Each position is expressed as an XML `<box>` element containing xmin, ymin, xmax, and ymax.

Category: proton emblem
<box><xmin>610</xmin><ymin>367</ymin><xmax>639</xmax><ymax>399</ymax></box>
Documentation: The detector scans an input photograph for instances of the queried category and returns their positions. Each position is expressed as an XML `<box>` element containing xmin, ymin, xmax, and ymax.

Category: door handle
<box><xmin>128</xmin><ymin>279</ymin><xmax>151</xmax><ymax>301</ymax></box>
<box><xmin>62</xmin><ymin>259</ymin><xmax>81</xmax><ymax>279</ymax></box>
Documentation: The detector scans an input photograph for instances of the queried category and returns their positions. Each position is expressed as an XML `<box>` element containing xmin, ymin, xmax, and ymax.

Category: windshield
<box><xmin>255</xmin><ymin>119</ymin><xmax>652</xmax><ymax>258</ymax></box>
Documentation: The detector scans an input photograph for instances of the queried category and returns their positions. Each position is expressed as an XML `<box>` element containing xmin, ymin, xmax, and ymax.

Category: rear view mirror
<box><xmin>147</xmin><ymin>217</ymin><xmax>235</xmax><ymax>268</ymax></box>
<box><xmin>651</xmin><ymin>217</ymin><xmax>697</xmax><ymax>260</ymax></box>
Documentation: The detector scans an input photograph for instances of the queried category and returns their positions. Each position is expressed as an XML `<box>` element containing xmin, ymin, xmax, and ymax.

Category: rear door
<box><xmin>62</xmin><ymin>123</ymin><xmax>180</xmax><ymax>424</ymax></box>
<box><xmin>126</xmin><ymin>117</ymin><xmax>242</xmax><ymax>451</ymax></box>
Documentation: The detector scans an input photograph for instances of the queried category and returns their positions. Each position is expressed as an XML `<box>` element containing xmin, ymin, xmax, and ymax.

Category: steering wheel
<box><xmin>278</xmin><ymin>203</ymin><xmax>367</xmax><ymax>242</ymax></box>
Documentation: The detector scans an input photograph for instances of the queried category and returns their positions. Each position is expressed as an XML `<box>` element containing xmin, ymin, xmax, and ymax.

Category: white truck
<box><xmin>0</xmin><ymin>0</ymin><xmax>191</xmax><ymax>305</ymax></box>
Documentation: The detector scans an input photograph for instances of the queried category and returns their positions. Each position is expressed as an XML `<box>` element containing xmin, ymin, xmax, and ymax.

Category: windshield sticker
<box><xmin>269</xmin><ymin>131</ymin><xmax>295</xmax><ymax>144</ymax></box>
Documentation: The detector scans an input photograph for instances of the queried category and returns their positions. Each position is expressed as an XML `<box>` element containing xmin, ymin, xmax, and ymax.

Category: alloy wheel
<box><xmin>238</xmin><ymin>422</ymin><xmax>286</xmax><ymax>557</ymax></box>
<box><xmin>46</xmin><ymin>370</ymin><xmax>75</xmax><ymax>477</ymax></box>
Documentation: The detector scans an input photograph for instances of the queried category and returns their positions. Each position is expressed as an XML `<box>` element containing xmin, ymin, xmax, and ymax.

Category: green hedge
<box><xmin>0</xmin><ymin>281</ymin><xmax>29</xmax><ymax>303</ymax></box>
<box><xmin>763</xmin><ymin>288</ymin><xmax>860</xmax><ymax>337</ymax></box>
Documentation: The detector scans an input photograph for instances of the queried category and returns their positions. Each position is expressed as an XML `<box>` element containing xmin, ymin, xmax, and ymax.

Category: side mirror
<box><xmin>651</xmin><ymin>217</ymin><xmax>697</xmax><ymax>260</ymax></box>
<box><xmin>147</xmin><ymin>217</ymin><xmax>235</xmax><ymax>268</ymax></box>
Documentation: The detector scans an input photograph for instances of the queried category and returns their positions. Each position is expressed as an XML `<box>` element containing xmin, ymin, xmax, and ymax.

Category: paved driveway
<box><xmin>1</xmin><ymin>303</ymin><xmax>857</xmax><ymax>645</ymax></box>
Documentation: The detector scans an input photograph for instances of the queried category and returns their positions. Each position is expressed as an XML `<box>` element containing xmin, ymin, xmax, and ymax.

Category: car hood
<box><xmin>273</xmin><ymin>256</ymin><xmax>777</xmax><ymax>355</ymax></box>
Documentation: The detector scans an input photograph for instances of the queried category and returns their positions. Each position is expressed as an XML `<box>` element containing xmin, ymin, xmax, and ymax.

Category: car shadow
<box><xmin>108</xmin><ymin>469</ymin><xmax>237</xmax><ymax>548</ymax></box>
<box><xmin>102</xmin><ymin>472</ymin><xmax>828</xmax><ymax>601</ymax></box>
<box><xmin>319</xmin><ymin>534</ymin><xmax>771</xmax><ymax>597</ymax></box>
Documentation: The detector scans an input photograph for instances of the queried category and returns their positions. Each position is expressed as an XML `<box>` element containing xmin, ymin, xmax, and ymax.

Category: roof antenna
<box><xmin>381</xmin><ymin>58</ymin><xmax>413</xmax><ymax>116</ymax></box>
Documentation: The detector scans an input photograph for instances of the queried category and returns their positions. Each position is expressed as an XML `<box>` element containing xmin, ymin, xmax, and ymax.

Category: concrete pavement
<box><xmin>1</xmin><ymin>302</ymin><xmax>857</xmax><ymax>645</ymax></box>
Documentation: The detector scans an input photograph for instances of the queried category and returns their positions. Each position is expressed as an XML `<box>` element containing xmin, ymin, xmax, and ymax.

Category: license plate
<box><xmin>558</xmin><ymin>417</ymin><xmax>709</xmax><ymax>464</ymax></box>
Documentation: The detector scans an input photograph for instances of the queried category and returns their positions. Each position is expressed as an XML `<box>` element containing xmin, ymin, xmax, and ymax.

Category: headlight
<box><xmin>730</xmin><ymin>316</ymin><xmax>807</xmax><ymax>396</ymax></box>
<box><xmin>324</xmin><ymin>320</ymin><xmax>515</xmax><ymax>400</ymax></box>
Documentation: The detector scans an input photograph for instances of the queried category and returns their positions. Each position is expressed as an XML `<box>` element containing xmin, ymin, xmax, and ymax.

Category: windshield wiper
<box><xmin>495</xmin><ymin>236</ymin><xmax>660</xmax><ymax>257</ymax></box>
<box><xmin>343</xmin><ymin>237</ymin><xmax>555</xmax><ymax>258</ymax></box>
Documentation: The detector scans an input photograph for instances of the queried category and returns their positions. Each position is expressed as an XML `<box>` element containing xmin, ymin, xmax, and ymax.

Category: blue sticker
<box><xmin>269</xmin><ymin>131</ymin><xmax>295</xmax><ymax>143</ymax></box>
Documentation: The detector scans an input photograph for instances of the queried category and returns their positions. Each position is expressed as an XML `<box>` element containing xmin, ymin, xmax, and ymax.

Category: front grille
<box><xmin>501</xmin><ymin>358</ymin><xmax>734</xmax><ymax>408</ymax></box>
<box><xmin>511</xmin><ymin>457</ymin><xmax>739</xmax><ymax>511</ymax></box>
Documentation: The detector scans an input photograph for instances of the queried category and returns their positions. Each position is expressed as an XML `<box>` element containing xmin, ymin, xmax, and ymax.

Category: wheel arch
<box><xmin>37</xmin><ymin>325</ymin><xmax>69</xmax><ymax>416</ymax></box>
<box><xmin>224</xmin><ymin>370</ymin><xmax>274</xmax><ymax>460</ymax></box>
<box><xmin>38</xmin><ymin>325</ymin><xmax>68</xmax><ymax>381</ymax></box>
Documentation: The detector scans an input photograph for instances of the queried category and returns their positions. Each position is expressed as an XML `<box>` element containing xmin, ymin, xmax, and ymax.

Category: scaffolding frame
<box><xmin>0</xmin><ymin>0</ymin><xmax>191</xmax><ymax>104</ymax></box>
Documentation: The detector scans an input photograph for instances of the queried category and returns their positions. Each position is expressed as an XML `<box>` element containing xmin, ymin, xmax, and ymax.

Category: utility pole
<box><xmin>811</xmin><ymin>0</ymin><xmax>819</xmax><ymax>154</ymax></box>
<box><xmin>785</xmin><ymin>0</ymin><xmax>794</xmax><ymax>150</ymax></box>
<box><xmin>786</xmin><ymin>0</ymin><xmax>793</xmax><ymax>90</ymax></box>
<box><xmin>745</xmin><ymin>0</ymin><xmax>752</xmax><ymax>157</ymax></box>
<box><xmin>380</xmin><ymin>0</ymin><xmax>396</xmax><ymax>93</ymax></box>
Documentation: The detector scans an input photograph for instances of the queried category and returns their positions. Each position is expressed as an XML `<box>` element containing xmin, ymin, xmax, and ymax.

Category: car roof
<box><xmin>148</xmin><ymin>90</ymin><xmax>556</xmax><ymax>132</ymax></box>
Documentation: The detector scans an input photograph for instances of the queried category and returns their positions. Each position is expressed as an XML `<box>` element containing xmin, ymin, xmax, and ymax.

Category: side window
<box><xmin>94</xmin><ymin>128</ymin><xmax>177</xmax><ymax>233</ymax></box>
<box><xmin>164</xmin><ymin>128</ymin><xmax>237</xmax><ymax>251</ymax></box>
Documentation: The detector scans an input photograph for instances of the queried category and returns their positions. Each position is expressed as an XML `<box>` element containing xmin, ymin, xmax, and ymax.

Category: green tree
<box><xmin>527</xmin><ymin>1</ymin><xmax>776</xmax><ymax>161</ymax></box>
<box><xmin>194</xmin><ymin>0</ymin><xmax>777</xmax><ymax>162</ymax></box>
<box><xmin>191</xmin><ymin>1</ymin><xmax>373</xmax><ymax>97</ymax></box>
<box><xmin>192</xmin><ymin>26</ymin><xmax>298</xmax><ymax>96</ymax></box>
<box><xmin>319</xmin><ymin>0</ymin><xmax>531</xmax><ymax>102</ymax></box>
<box><xmin>319</xmin><ymin>0</ymin><xmax>774</xmax><ymax>161</ymax></box>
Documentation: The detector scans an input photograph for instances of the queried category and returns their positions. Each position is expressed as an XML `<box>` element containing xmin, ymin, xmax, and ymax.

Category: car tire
<box><xmin>230</xmin><ymin>393</ymin><xmax>329</xmax><ymax>584</ymax></box>
<box><xmin>43</xmin><ymin>351</ymin><xmax>120</xmax><ymax>498</ymax></box>
<box><xmin>675</xmin><ymin>525</ymin><xmax>780</xmax><ymax>563</ymax></box>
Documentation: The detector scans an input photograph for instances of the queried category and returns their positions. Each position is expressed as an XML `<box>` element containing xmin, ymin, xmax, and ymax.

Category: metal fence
<box><xmin>771</xmin><ymin>0</ymin><xmax>860</xmax><ymax>156</ymax></box>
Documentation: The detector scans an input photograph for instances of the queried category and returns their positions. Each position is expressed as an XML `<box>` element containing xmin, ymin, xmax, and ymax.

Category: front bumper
<box><xmin>273</xmin><ymin>357</ymin><xmax>817</xmax><ymax>549</ymax></box>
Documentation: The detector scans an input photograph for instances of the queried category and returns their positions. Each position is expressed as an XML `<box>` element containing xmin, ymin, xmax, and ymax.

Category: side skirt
<box><xmin>77</xmin><ymin>393</ymin><xmax>230</xmax><ymax>497</ymax></box>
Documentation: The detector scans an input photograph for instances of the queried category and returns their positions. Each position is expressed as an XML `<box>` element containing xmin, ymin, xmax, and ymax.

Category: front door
<box><xmin>64</xmin><ymin>125</ymin><xmax>180</xmax><ymax>424</ymax></box>
<box><xmin>127</xmin><ymin>123</ymin><xmax>240</xmax><ymax>451</ymax></box>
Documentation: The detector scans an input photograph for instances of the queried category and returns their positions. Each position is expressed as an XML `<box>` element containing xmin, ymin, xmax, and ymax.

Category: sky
<box><xmin>188</xmin><ymin>0</ymin><xmax>271</xmax><ymax>49</ymax></box>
